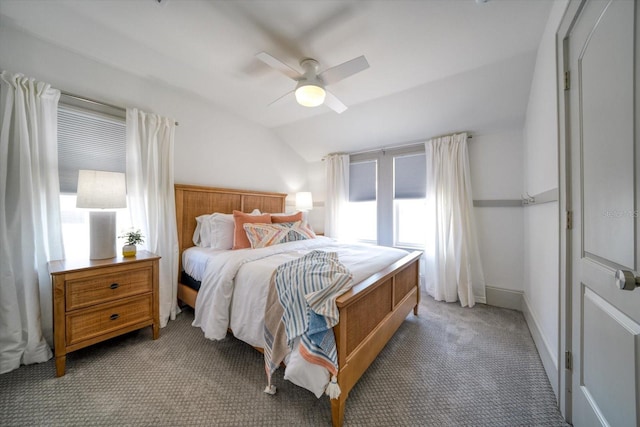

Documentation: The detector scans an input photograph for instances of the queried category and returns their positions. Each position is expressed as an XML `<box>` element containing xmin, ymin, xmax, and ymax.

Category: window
<box><xmin>345</xmin><ymin>160</ymin><xmax>377</xmax><ymax>242</ymax></box>
<box><xmin>393</xmin><ymin>153</ymin><xmax>426</xmax><ymax>248</ymax></box>
<box><xmin>58</xmin><ymin>95</ymin><xmax>129</xmax><ymax>259</ymax></box>
<box><xmin>394</xmin><ymin>198</ymin><xmax>427</xmax><ymax>247</ymax></box>
<box><xmin>347</xmin><ymin>145</ymin><xmax>426</xmax><ymax>249</ymax></box>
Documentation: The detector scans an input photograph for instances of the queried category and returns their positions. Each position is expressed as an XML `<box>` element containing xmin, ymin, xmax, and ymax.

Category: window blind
<box><xmin>349</xmin><ymin>160</ymin><xmax>377</xmax><ymax>202</ymax></box>
<box><xmin>57</xmin><ymin>105</ymin><xmax>126</xmax><ymax>193</ymax></box>
<box><xmin>394</xmin><ymin>153</ymin><xmax>426</xmax><ymax>199</ymax></box>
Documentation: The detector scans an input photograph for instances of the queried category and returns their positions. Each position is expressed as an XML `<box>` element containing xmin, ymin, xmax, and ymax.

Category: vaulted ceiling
<box><xmin>0</xmin><ymin>0</ymin><xmax>554</xmax><ymax>161</ymax></box>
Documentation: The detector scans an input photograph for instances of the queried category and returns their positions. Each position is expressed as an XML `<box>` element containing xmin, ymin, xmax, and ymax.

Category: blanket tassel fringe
<box><xmin>264</xmin><ymin>365</ymin><xmax>277</xmax><ymax>395</ymax></box>
<box><xmin>325</xmin><ymin>375</ymin><xmax>341</xmax><ymax>399</ymax></box>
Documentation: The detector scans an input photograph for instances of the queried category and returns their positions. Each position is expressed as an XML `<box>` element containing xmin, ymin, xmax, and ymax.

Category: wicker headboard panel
<box><xmin>174</xmin><ymin>184</ymin><xmax>287</xmax><ymax>260</ymax></box>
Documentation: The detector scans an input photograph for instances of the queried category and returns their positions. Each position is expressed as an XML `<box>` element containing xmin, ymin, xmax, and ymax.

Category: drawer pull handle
<box><xmin>110</xmin><ymin>313</ymin><xmax>120</xmax><ymax>321</ymax></box>
<box><xmin>110</xmin><ymin>283</ymin><xmax>119</xmax><ymax>290</ymax></box>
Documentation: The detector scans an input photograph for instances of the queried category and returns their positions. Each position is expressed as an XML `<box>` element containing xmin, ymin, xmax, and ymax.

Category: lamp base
<box><xmin>89</xmin><ymin>211</ymin><xmax>117</xmax><ymax>259</ymax></box>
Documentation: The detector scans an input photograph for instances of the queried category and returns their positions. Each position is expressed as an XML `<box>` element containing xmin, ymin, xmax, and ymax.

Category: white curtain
<box><xmin>0</xmin><ymin>71</ymin><xmax>63</xmax><ymax>373</ymax></box>
<box><xmin>126</xmin><ymin>108</ymin><xmax>179</xmax><ymax>327</ymax></box>
<box><xmin>424</xmin><ymin>133</ymin><xmax>485</xmax><ymax>307</ymax></box>
<box><xmin>324</xmin><ymin>153</ymin><xmax>349</xmax><ymax>239</ymax></box>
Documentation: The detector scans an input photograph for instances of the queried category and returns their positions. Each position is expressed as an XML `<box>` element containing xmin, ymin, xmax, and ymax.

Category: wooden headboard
<box><xmin>174</xmin><ymin>184</ymin><xmax>287</xmax><ymax>258</ymax></box>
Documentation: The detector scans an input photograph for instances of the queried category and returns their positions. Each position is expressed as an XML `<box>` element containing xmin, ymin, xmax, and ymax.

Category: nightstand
<box><xmin>48</xmin><ymin>250</ymin><xmax>160</xmax><ymax>377</ymax></box>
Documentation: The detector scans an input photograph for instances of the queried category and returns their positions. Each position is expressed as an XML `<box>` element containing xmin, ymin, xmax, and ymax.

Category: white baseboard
<box><xmin>522</xmin><ymin>295</ymin><xmax>559</xmax><ymax>400</ymax></box>
<box><xmin>485</xmin><ymin>285</ymin><xmax>523</xmax><ymax>311</ymax></box>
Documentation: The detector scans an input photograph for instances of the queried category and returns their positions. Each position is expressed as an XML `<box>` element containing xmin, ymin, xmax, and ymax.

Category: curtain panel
<box><xmin>126</xmin><ymin>108</ymin><xmax>179</xmax><ymax>327</ymax></box>
<box><xmin>424</xmin><ymin>133</ymin><xmax>485</xmax><ymax>307</ymax></box>
<box><xmin>0</xmin><ymin>71</ymin><xmax>63</xmax><ymax>373</ymax></box>
<box><xmin>324</xmin><ymin>153</ymin><xmax>350</xmax><ymax>239</ymax></box>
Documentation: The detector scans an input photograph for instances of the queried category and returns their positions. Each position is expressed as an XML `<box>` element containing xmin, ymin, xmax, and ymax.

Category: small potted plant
<box><xmin>119</xmin><ymin>229</ymin><xmax>144</xmax><ymax>257</ymax></box>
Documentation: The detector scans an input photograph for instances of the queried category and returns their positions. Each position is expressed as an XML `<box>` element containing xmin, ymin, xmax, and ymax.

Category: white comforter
<box><xmin>191</xmin><ymin>236</ymin><xmax>408</xmax><ymax>397</ymax></box>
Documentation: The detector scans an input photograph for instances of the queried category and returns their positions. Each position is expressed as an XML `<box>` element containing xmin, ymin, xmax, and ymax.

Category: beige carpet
<box><xmin>0</xmin><ymin>296</ymin><xmax>568</xmax><ymax>426</ymax></box>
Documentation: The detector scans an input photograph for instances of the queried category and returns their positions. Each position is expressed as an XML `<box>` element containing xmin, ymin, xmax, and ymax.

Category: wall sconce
<box><xmin>76</xmin><ymin>170</ymin><xmax>126</xmax><ymax>259</ymax></box>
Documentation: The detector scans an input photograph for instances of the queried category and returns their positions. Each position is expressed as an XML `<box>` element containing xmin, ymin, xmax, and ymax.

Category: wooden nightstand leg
<box><xmin>55</xmin><ymin>355</ymin><xmax>66</xmax><ymax>377</ymax></box>
<box><xmin>152</xmin><ymin>323</ymin><xmax>159</xmax><ymax>340</ymax></box>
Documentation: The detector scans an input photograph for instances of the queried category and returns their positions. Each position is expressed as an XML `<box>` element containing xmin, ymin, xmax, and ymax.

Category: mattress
<box><xmin>182</xmin><ymin>246</ymin><xmax>222</xmax><ymax>282</ymax></box>
<box><xmin>180</xmin><ymin>271</ymin><xmax>201</xmax><ymax>291</ymax></box>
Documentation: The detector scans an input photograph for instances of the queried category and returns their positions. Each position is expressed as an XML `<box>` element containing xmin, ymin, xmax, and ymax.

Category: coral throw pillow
<box><xmin>271</xmin><ymin>211</ymin><xmax>303</xmax><ymax>223</ymax></box>
<box><xmin>232</xmin><ymin>210</ymin><xmax>272</xmax><ymax>249</ymax></box>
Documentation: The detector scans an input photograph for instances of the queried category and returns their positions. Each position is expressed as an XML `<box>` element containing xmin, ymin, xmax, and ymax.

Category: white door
<box><xmin>567</xmin><ymin>0</ymin><xmax>640</xmax><ymax>426</ymax></box>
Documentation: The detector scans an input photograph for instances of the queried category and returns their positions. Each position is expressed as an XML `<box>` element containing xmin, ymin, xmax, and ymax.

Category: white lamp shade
<box><xmin>295</xmin><ymin>192</ymin><xmax>313</xmax><ymax>211</ymax></box>
<box><xmin>76</xmin><ymin>170</ymin><xmax>126</xmax><ymax>209</ymax></box>
<box><xmin>295</xmin><ymin>84</ymin><xmax>326</xmax><ymax>107</ymax></box>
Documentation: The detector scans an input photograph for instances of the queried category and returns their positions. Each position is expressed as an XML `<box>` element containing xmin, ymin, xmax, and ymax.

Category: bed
<box><xmin>174</xmin><ymin>184</ymin><xmax>422</xmax><ymax>426</ymax></box>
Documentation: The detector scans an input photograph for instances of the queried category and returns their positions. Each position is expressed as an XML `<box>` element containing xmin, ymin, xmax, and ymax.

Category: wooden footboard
<box><xmin>331</xmin><ymin>250</ymin><xmax>421</xmax><ymax>427</ymax></box>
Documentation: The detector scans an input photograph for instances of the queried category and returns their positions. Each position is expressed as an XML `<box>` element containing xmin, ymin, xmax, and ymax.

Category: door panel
<box><xmin>582</xmin><ymin>286</ymin><xmax>640</xmax><ymax>427</ymax></box>
<box><xmin>568</xmin><ymin>0</ymin><xmax>640</xmax><ymax>426</ymax></box>
<box><xmin>581</xmin><ymin>0</ymin><xmax>634</xmax><ymax>268</ymax></box>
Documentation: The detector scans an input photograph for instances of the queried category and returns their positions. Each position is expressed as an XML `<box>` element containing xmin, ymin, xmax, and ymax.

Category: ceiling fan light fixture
<box><xmin>295</xmin><ymin>83</ymin><xmax>326</xmax><ymax>107</ymax></box>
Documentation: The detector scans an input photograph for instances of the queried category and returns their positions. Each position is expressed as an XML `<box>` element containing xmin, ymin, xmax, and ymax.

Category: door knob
<box><xmin>615</xmin><ymin>270</ymin><xmax>640</xmax><ymax>290</ymax></box>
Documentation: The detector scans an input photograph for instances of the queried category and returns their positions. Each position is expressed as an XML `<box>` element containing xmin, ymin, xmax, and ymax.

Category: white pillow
<box><xmin>192</xmin><ymin>214</ymin><xmax>211</xmax><ymax>247</ymax></box>
<box><xmin>193</xmin><ymin>209</ymin><xmax>261</xmax><ymax>250</ymax></box>
<box><xmin>209</xmin><ymin>213</ymin><xmax>234</xmax><ymax>250</ymax></box>
<box><xmin>192</xmin><ymin>218</ymin><xmax>204</xmax><ymax>246</ymax></box>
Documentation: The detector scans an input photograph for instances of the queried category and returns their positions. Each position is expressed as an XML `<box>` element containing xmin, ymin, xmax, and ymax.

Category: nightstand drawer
<box><xmin>65</xmin><ymin>266</ymin><xmax>152</xmax><ymax>310</ymax></box>
<box><xmin>66</xmin><ymin>294</ymin><xmax>153</xmax><ymax>346</ymax></box>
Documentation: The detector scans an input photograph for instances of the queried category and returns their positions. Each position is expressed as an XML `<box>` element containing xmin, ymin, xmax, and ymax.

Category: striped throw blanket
<box><xmin>263</xmin><ymin>250</ymin><xmax>353</xmax><ymax>398</ymax></box>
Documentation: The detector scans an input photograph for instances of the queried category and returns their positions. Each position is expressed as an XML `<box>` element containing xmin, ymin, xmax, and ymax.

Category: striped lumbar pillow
<box><xmin>243</xmin><ymin>221</ymin><xmax>315</xmax><ymax>249</ymax></box>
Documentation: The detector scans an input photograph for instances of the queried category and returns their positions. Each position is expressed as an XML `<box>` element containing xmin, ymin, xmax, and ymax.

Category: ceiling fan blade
<box><xmin>268</xmin><ymin>90</ymin><xmax>294</xmax><ymax>107</ymax></box>
<box><xmin>319</xmin><ymin>55</ymin><xmax>369</xmax><ymax>85</ymax></box>
<box><xmin>256</xmin><ymin>52</ymin><xmax>301</xmax><ymax>80</ymax></box>
<box><xmin>324</xmin><ymin>90</ymin><xmax>347</xmax><ymax>114</ymax></box>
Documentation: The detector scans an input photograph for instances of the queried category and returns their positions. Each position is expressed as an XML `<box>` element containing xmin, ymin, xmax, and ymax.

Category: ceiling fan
<box><xmin>256</xmin><ymin>52</ymin><xmax>370</xmax><ymax>114</ymax></box>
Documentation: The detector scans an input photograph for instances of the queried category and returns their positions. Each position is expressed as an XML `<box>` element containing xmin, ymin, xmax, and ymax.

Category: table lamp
<box><xmin>295</xmin><ymin>192</ymin><xmax>313</xmax><ymax>212</ymax></box>
<box><xmin>76</xmin><ymin>170</ymin><xmax>127</xmax><ymax>259</ymax></box>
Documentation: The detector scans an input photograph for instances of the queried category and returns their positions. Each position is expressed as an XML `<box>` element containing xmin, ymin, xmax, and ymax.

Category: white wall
<box><xmin>469</xmin><ymin>130</ymin><xmax>524</xmax><ymax>296</ymax></box>
<box><xmin>0</xmin><ymin>22</ymin><xmax>309</xmax><ymax>195</ymax></box>
<box><xmin>521</xmin><ymin>0</ymin><xmax>569</xmax><ymax>399</ymax></box>
<box><xmin>304</xmin><ymin>160</ymin><xmax>326</xmax><ymax>234</ymax></box>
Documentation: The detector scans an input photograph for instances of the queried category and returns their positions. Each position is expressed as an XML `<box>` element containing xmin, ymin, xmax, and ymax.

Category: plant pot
<box><xmin>122</xmin><ymin>244</ymin><xmax>137</xmax><ymax>257</ymax></box>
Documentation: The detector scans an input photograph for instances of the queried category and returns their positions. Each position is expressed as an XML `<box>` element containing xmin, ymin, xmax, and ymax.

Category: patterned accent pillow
<box><xmin>243</xmin><ymin>221</ymin><xmax>315</xmax><ymax>249</ymax></box>
<box><xmin>232</xmin><ymin>210</ymin><xmax>272</xmax><ymax>250</ymax></box>
<box><xmin>276</xmin><ymin>221</ymin><xmax>316</xmax><ymax>240</ymax></box>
